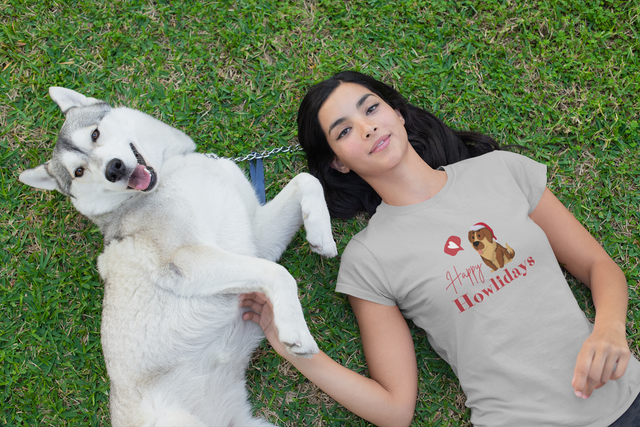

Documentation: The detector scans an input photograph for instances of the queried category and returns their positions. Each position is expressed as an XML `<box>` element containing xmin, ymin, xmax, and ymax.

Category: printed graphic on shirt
<box><xmin>443</xmin><ymin>223</ymin><xmax>534</xmax><ymax>314</ymax></box>
<box><xmin>467</xmin><ymin>222</ymin><xmax>515</xmax><ymax>272</ymax></box>
<box><xmin>451</xmin><ymin>256</ymin><xmax>536</xmax><ymax>313</ymax></box>
<box><xmin>444</xmin><ymin>235</ymin><xmax>464</xmax><ymax>256</ymax></box>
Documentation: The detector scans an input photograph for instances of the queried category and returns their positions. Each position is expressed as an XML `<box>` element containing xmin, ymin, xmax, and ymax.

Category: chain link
<box><xmin>204</xmin><ymin>144</ymin><xmax>302</xmax><ymax>163</ymax></box>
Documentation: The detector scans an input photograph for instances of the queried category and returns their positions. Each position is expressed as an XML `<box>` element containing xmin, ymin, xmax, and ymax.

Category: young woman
<box><xmin>240</xmin><ymin>71</ymin><xmax>640</xmax><ymax>426</ymax></box>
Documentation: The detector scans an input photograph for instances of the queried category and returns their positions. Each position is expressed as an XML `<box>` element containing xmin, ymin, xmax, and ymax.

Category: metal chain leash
<box><xmin>203</xmin><ymin>143</ymin><xmax>303</xmax><ymax>205</ymax></box>
<box><xmin>204</xmin><ymin>144</ymin><xmax>302</xmax><ymax>163</ymax></box>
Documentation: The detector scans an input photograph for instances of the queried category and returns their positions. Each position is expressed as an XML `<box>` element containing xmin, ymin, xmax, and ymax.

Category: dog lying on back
<box><xmin>19</xmin><ymin>87</ymin><xmax>337</xmax><ymax>426</ymax></box>
<box><xmin>468</xmin><ymin>223</ymin><xmax>515</xmax><ymax>272</ymax></box>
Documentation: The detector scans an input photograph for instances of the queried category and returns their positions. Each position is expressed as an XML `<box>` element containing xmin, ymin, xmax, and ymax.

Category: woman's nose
<box><xmin>363</xmin><ymin>123</ymin><xmax>378</xmax><ymax>138</ymax></box>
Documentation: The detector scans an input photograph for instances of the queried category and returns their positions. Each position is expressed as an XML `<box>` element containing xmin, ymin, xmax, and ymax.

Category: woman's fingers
<box><xmin>572</xmin><ymin>329</ymin><xmax>631</xmax><ymax>398</ymax></box>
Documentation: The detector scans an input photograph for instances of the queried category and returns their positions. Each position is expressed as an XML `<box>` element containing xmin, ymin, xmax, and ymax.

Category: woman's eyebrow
<box><xmin>356</xmin><ymin>93</ymin><xmax>373</xmax><ymax>108</ymax></box>
<box><xmin>328</xmin><ymin>118</ymin><xmax>345</xmax><ymax>135</ymax></box>
<box><xmin>328</xmin><ymin>94</ymin><xmax>374</xmax><ymax>135</ymax></box>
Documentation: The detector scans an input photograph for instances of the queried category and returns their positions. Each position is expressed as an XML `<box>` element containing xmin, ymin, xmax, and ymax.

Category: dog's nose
<box><xmin>105</xmin><ymin>159</ymin><xmax>126</xmax><ymax>182</ymax></box>
<box><xmin>473</xmin><ymin>241</ymin><xmax>480</xmax><ymax>247</ymax></box>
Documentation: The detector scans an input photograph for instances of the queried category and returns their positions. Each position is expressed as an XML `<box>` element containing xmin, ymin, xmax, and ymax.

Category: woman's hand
<box><xmin>572</xmin><ymin>321</ymin><xmax>631</xmax><ymax>398</ymax></box>
<box><xmin>239</xmin><ymin>292</ymin><xmax>288</xmax><ymax>357</ymax></box>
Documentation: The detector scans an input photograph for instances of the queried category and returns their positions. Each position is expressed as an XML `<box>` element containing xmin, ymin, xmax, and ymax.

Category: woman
<box><xmin>240</xmin><ymin>71</ymin><xmax>640</xmax><ymax>426</ymax></box>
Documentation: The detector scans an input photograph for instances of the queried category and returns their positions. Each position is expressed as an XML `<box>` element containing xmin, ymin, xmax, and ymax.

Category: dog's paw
<box><xmin>277</xmin><ymin>324</ymin><xmax>319</xmax><ymax>357</ymax></box>
<box><xmin>298</xmin><ymin>176</ymin><xmax>338</xmax><ymax>258</ymax></box>
<box><xmin>305</xmin><ymin>227</ymin><xmax>338</xmax><ymax>258</ymax></box>
<box><xmin>302</xmin><ymin>206</ymin><xmax>337</xmax><ymax>257</ymax></box>
<box><xmin>281</xmin><ymin>337</ymin><xmax>319</xmax><ymax>358</ymax></box>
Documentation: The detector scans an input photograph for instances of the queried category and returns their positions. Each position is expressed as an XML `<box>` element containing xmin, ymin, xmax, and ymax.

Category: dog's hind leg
<box><xmin>251</xmin><ymin>173</ymin><xmax>337</xmax><ymax>261</ymax></box>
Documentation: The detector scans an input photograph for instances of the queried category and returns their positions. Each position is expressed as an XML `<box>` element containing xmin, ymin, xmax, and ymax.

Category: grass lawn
<box><xmin>1</xmin><ymin>0</ymin><xmax>639</xmax><ymax>425</ymax></box>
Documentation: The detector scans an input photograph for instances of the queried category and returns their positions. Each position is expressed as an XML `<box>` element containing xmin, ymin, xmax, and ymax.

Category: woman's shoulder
<box><xmin>449</xmin><ymin>150</ymin><xmax>544</xmax><ymax>176</ymax></box>
<box><xmin>343</xmin><ymin>223</ymin><xmax>377</xmax><ymax>251</ymax></box>
<box><xmin>458</xmin><ymin>149</ymin><xmax>531</xmax><ymax>166</ymax></box>
<box><xmin>448</xmin><ymin>149</ymin><xmax>547</xmax><ymax>208</ymax></box>
<box><xmin>341</xmin><ymin>215</ymin><xmax>392</xmax><ymax>257</ymax></box>
<box><xmin>340</xmin><ymin>229</ymin><xmax>378</xmax><ymax>271</ymax></box>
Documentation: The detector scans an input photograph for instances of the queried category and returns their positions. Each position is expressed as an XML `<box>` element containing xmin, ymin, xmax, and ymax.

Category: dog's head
<box><xmin>468</xmin><ymin>228</ymin><xmax>494</xmax><ymax>251</ymax></box>
<box><xmin>19</xmin><ymin>87</ymin><xmax>195</xmax><ymax>217</ymax></box>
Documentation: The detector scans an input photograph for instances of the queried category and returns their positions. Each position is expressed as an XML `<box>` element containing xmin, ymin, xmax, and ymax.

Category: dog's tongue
<box><xmin>128</xmin><ymin>165</ymin><xmax>151</xmax><ymax>190</ymax></box>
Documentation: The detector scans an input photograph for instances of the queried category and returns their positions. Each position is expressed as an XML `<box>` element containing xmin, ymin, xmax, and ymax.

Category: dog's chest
<box><xmin>160</xmin><ymin>161</ymin><xmax>259</xmax><ymax>256</ymax></box>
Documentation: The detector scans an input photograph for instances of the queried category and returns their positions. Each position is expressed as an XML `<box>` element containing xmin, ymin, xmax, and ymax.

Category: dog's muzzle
<box><xmin>128</xmin><ymin>143</ymin><xmax>157</xmax><ymax>192</ymax></box>
<box><xmin>104</xmin><ymin>144</ymin><xmax>157</xmax><ymax>192</ymax></box>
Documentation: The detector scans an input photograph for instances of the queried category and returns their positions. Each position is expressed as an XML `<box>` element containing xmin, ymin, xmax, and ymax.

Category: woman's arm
<box><xmin>529</xmin><ymin>188</ymin><xmax>631</xmax><ymax>399</ymax></box>
<box><xmin>240</xmin><ymin>292</ymin><xmax>418</xmax><ymax>427</ymax></box>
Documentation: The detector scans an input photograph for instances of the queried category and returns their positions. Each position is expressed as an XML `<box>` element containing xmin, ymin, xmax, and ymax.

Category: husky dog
<box><xmin>19</xmin><ymin>87</ymin><xmax>337</xmax><ymax>427</ymax></box>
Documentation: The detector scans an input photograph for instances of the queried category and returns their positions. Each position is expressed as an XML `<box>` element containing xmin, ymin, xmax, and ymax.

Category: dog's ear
<box><xmin>19</xmin><ymin>163</ymin><xmax>59</xmax><ymax>191</ymax></box>
<box><xmin>49</xmin><ymin>87</ymin><xmax>104</xmax><ymax>114</ymax></box>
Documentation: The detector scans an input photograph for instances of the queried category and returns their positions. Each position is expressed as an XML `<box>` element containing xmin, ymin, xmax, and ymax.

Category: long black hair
<box><xmin>297</xmin><ymin>71</ymin><xmax>501</xmax><ymax>219</ymax></box>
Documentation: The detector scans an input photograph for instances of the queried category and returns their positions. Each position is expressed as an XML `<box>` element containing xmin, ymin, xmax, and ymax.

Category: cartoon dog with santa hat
<box><xmin>468</xmin><ymin>223</ymin><xmax>516</xmax><ymax>272</ymax></box>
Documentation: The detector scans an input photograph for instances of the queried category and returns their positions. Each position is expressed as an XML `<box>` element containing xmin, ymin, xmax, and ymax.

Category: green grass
<box><xmin>1</xmin><ymin>0</ymin><xmax>639</xmax><ymax>425</ymax></box>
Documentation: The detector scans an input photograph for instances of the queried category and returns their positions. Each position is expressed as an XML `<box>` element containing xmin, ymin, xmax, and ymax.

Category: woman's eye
<box><xmin>337</xmin><ymin>128</ymin><xmax>350</xmax><ymax>140</ymax></box>
<box><xmin>366</xmin><ymin>103</ymin><xmax>379</xmax><ymax>115</ymax></box>
<box><xmin>91</xmin><ymin>128</ymin><xmax>100</xmax><ymax>142</ymax></box>
<box><xmin>74</xmin><ymin>167</ymin><xmax>84</xmax><ymax>178</ymax></box>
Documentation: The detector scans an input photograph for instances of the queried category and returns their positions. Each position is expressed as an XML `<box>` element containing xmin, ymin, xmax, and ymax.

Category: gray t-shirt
<box><xmin>337</xmin><ymin>151</ymin><xmax>640</xmax><ymax>426</ymax></box>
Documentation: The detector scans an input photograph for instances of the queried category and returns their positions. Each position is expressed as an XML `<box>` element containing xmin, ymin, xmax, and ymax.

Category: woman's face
<box><xmin>317</xmin><ymin>82</ymin><xmax>409</xmax><ymax>181</ymax></box>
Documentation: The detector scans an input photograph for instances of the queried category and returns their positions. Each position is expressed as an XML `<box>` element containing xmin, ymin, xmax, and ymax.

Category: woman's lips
<box><xmin>370</xmin><ymin>135</ymin><xmax>390</xmax><ymax>154</ymax></box>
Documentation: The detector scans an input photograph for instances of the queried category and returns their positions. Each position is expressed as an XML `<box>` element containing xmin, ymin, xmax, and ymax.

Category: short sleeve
<box><xmin>335</xmin><ymin>238</ymin><xmax>396</xmax><ymax>306</ymax></box>
<box><xmin>498</xmin><ymin>151</ymin><xmax>547</xmax><ymax>214</ymax></box>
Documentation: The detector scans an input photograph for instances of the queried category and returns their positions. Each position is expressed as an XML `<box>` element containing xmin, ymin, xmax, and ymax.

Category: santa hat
<box><xmin>470</xmin><ymin>222</ymin><xmax>498</xmax><ymax>242</ymax></box>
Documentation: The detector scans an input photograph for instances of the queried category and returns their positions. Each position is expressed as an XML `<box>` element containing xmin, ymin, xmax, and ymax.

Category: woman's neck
<box><xmin>368</xmin><ymin>148</ymin><xmax>448</xmax><ymax>207</ymax></box>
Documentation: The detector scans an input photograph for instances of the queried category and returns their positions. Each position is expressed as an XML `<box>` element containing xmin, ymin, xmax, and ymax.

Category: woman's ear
<box><xmin>395</xmin><ymin>108</ymin><xmax>405</xmax><ymax>125</ymax></box>
<box><xmin>330</xmin><ymin>157</ymin><xmax>350</xmax><ymax>173</ymax></box>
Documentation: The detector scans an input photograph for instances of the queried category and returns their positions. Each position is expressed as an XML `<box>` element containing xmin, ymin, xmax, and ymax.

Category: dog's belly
<box><xmin>102</xmin><ymin>288</ymin><xmax>262</xmax><ymax>375</ymax></box>
<box><xmin>102</xmin><ymin>285</ymin><xmax>264</xmax><ymax>422</ymax></box>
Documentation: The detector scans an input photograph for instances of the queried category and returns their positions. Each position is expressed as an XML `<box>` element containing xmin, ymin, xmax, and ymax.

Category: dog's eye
<box><xmin>91</xmin><ymin>128</ymin><xmax>100</xmax><ymax>142</ymax></box>
<box><xmin>74</xmin><ymin>167</ymin><xmax>84</xmax><ymax>177</ymax></box>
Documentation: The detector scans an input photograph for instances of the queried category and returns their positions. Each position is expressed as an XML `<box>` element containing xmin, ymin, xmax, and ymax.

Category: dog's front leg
<box><xmin>252</xmin><ymin>173</ymin><xmax>337</xmax><ymax>261</ymax></box>
<box><xmin>159</xmin><ymin>245</ymin><xmax>319</xmax><ymax>356</ymax></box>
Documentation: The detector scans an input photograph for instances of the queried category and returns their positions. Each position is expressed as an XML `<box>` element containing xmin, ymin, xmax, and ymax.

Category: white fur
<box><xmin>49</xmin><ymin>86</ymin><xmax>103</xmax><ymax>113</ymax></box>
<box><xmin>19</xmin><ymin>88</ymin><xmax>337</xmax><ymax>426</ymax></box>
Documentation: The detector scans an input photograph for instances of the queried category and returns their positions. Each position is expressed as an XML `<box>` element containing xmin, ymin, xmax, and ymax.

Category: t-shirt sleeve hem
<box><xmin>528</xmin><ymin>162</ymin><xmax>547</xmax><ymax>215</ymax></box>
<box><xmin>335</xmin><ymin>283</ymin><xmax>396</xmax><ymax>306</ymax></box>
